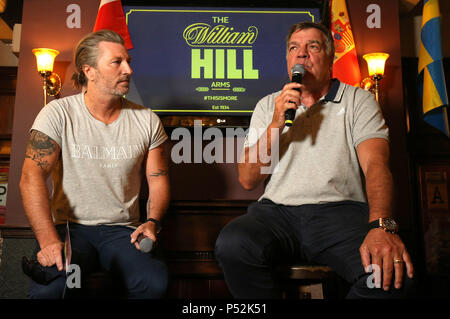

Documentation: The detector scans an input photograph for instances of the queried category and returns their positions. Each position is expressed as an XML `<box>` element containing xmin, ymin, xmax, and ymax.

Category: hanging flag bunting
<box><xmin>93</xmin><ymin>0</ymin><xmax>133</xmax><ymax>50</ymax></box>
<box><xmin>330</xmin><ymin>0</ymin><xmax>361</xmax><ymax>87</ymax></box>
<box><xmin>418</xmin><ymin>0</ymin><xmax>449</xmax><ymax>136</ymax></box>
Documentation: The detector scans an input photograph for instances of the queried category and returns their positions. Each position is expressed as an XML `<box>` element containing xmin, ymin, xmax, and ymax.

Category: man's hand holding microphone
<box><xmin>130</xmin><ymin>218</ymin><xmax>161</xmax><ymax>253</ymax></box>
<box><xmin>272</xmin><ymin>64</ymin><xmax>305</xmax><ymax>129</ymax></box>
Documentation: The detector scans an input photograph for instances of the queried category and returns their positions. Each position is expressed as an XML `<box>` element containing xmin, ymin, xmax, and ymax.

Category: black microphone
<box><xmin>285</xmin><ymin>64</ymin><xmax>305</xmax><ymax>127</ymax></box>
<box><xmin>137</xmin><ymin>234</ymin><xmax>154</xmax><ymax>253</ymax></box>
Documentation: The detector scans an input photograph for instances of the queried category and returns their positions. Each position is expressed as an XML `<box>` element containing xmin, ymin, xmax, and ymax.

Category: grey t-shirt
<box><xmin>31</xmin><ymin>93</ymin><xmax>167</xmax><ymax>226</ymax></box>
<box><xmin>244</xmin><ymin>79</ymin><xmax>389</xmax><ymax>206</ymax></box>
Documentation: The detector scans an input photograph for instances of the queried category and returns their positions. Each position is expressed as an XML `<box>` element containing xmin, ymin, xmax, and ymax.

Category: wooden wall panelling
<box><xmin>160</xmin><ymin>200</ymin><xmax>249</xmax><ymax>298</ymax></box>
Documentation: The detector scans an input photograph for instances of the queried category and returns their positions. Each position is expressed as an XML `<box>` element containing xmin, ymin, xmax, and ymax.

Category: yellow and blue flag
<box><xmin>418</xmin><ymin>0</ymin><xmax>449</xmax><ymax>136</ymax></box>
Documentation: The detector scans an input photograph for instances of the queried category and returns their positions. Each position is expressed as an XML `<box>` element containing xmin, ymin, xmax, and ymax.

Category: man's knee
<box><xmin>215</xmin><ymin>216</ymin><xmax>263</xmax><ymax>266</ymax></box>
<box><xmin>216</xmin><ymin>219</ymin><xmax>242</xmax><ymax>259</ymax></box>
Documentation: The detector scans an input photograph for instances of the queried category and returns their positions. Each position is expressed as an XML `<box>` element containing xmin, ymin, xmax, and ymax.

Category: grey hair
<box><xmin>71</xmin><ymin>29</ymin><xmax>124</xmax><ymax>89</ymax></box>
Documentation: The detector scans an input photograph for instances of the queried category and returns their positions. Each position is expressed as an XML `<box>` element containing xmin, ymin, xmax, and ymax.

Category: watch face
<box><xmin>383</xmin><ymin>218</ymin><xmax>398</xmax><ymax>232</ymax></box>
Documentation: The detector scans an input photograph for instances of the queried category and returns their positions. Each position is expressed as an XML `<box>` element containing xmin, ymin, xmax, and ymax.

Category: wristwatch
<box><xmin>146</xmin><ymin>217</ymin><xmax>162</xmax><ymax>234</ymax></box>
<box><xmin>368</xmin><ymin>217</ymin><xmax>398</xmax><ymax>234</ymax></box>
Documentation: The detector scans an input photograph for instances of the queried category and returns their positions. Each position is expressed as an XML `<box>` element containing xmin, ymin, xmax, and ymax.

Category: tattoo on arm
<box><xmin>25</xmin><ymin>130</ymin><xmax>57</xmax><ymax>170</ymax></box>
<box><xmin>148</xmin><ymin>169</ymin><xmax>168</xmax><ymax>177</ymax></box>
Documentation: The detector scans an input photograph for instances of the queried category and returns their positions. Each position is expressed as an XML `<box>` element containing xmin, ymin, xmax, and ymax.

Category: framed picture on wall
<box><xmin>418</xmin><ymin>163</ymin><xmax>450</xmax><ymax>275</ymax></box>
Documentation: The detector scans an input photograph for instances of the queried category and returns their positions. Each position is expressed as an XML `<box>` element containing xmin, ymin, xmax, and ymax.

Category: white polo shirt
<box><xmin>244</xmin><ymin>79</ymin><xmax>389</xmax><ymax>206</ymax></box>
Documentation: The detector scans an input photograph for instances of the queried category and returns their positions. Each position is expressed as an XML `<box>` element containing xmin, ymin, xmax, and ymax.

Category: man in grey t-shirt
<box><xmin>215</xmin><ymin>22</ymin><xmax>415</xmax><ymax>298</ymax></box>
<box><xmin>20</xmin><ymin>30</ymin><xmax>169</xmax><ymax>298</ymax></box>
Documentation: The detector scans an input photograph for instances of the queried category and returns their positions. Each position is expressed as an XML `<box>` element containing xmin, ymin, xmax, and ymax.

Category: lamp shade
<box><xmin>32</xmin><ymin>48</ymin><xmax>60</xmax><ymax>73</ymax></box>
<box><xmin>363</xmin><ymin>53</ymin><xmax>389</xmax><ymax>77</ymax></box>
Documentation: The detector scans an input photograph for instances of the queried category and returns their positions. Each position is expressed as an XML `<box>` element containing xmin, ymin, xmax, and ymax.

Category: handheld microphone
<box><xmin>285</xmin><ymin>64</ymin><xmax>305</xmax><ymax>127</ymax></box>
<box><xmin>137</xmin><ymin>234</ymin><xmax>154</xmax><ymax>253</ymax></box>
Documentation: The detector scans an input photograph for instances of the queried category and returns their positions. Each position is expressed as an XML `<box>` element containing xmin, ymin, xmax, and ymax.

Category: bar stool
<box><xmin>276</xmin><ymin>263</ymin><xmax>346</xmax><ymax>299</ymax></box>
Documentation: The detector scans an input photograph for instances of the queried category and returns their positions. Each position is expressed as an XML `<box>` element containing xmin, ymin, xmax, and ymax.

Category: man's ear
<box><xmin>82</xmin><ymin>64</ymin><xmax>94</xmax><ymax>82</ymax></box>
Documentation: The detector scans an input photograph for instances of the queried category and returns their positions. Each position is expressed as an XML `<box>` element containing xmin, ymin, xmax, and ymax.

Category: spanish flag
<box><xmin>93</xmin><ymin>0</ymin><xmax>133</xmax><ymax>50</ymax></box>
<box><xmin>330</xmin><ymin>0</ymin><xmax>361</xmax><ymax>87</ymax></box>
<box><xmin>418</xmin><ymin>0</ymin><xmax>449</xmax><ymax>136</ymax></box>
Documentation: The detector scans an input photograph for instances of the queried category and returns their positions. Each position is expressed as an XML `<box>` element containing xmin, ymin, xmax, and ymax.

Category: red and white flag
<box><xmin>330</xmin><ymin>0</ymin><xmax>361</xmax><ymax>86</ymax></box>
<box><xmin>93</xmin><ymin>0</ymin><xmax>133</xmax><ymax>50</ymax></box>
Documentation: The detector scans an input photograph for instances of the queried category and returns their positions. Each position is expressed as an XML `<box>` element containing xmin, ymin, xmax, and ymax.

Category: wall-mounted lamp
<box><xmin>360</xmin><ymin>52</ymin><xmax>389</xmax><ymax>102</ymax></box>
<box><xmin>32</xmin><ymin>48</ymin><xmax>62</xmax><ymax>105</ymax></box>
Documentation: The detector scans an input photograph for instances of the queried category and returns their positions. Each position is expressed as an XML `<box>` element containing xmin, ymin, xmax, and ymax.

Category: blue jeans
<box><xmin>28</xmin><ymin>223</ymin><xmax>168</xmax><ymax>299</ymax></box>
<box><xmin>215</xmin><ymin>199</ymin><xmax>416</xmax><ymax>298</ymax></box>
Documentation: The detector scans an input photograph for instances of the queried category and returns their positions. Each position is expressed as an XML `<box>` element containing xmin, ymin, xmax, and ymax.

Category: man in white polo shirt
<box><xmin>215</xmin><ymin>22</ymin><xmax>415</xmax><ymax>298</ymax></box>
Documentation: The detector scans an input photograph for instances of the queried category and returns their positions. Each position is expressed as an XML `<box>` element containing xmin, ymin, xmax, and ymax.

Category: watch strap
<box><xmin>368</xmin><ymin>219</ymin><xmax>381</xmax><ymax>231</ymax></box>
<box><xmin>145</xmin><ymin>217</ymin><xmax>162</xmax><ymax>233</ymax></box>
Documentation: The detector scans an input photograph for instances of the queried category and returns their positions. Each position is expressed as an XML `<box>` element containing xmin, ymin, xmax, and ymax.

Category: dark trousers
<box><xmin>28</xmin><ymin>223</ymin><xmax>168</xmax><ymax>299</ymax></box>
<box><xmin>215</xmin><ymin>199</ymin><xmax>416</xmax><ymax>299</ymax></box>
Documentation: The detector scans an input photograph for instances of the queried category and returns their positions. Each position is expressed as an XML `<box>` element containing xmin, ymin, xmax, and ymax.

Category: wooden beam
<box><xmin>399</xmin><ymin>0</ymin><xmax>422</xmax><ymax>15</ymax></box>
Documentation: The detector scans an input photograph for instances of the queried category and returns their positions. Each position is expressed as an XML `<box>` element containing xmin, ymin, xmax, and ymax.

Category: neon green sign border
<box><xmin>125</xmin><ymin>9</ymin><xmax>316</xmax><ymax>23</ymax></box>
<box><xmin>125</xmin><ymin>8</ymin><xmax>315</xmax><ymax>114</ymax></box>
